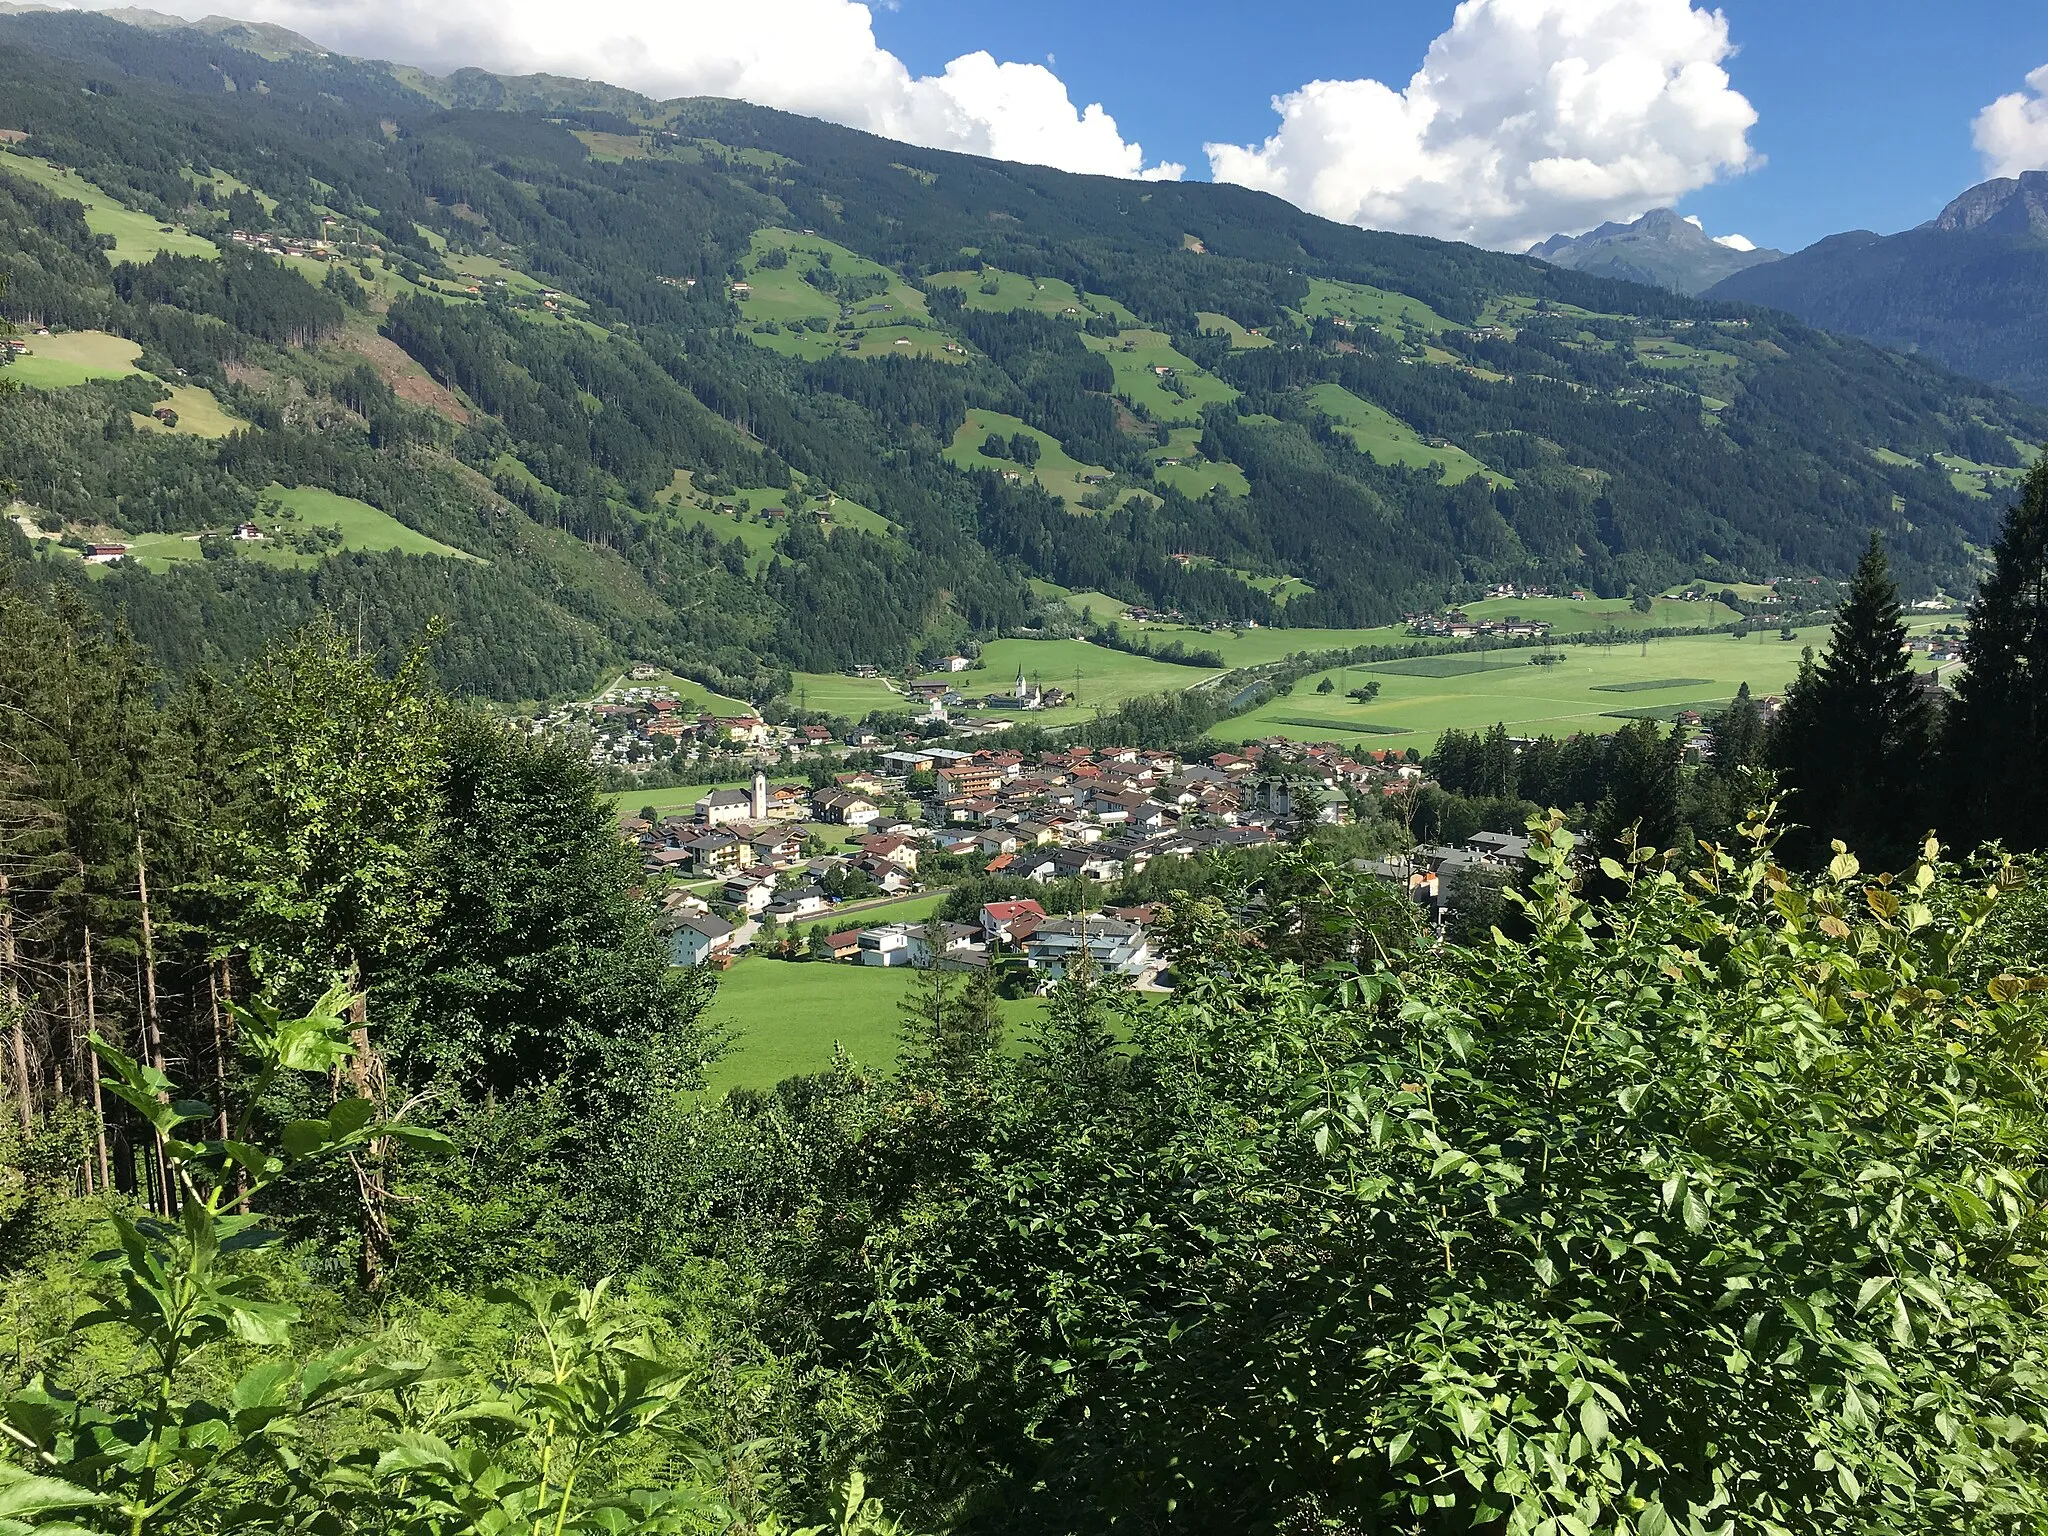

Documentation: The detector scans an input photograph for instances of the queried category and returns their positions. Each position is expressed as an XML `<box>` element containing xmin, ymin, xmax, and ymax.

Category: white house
<box><xmin>858</xmin><ymin>926</ymin><xmax>915</xmax><ymax>967</ymax></box>
<box><xmin>1022</xmin><ymin>916</ymin><xmax>1154</xmax><ymax>980</ymax></box>
<box><xmin>662</xmin><ymin>912</ymin><xmax>736</xmax><ymax>968</ymax></box>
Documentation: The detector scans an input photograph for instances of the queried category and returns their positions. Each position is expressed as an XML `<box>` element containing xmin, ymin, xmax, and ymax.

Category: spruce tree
<box><xmin>1769</xmin><ymin>537</ymin><xmax>1933</xmax><ymax>869</ymax></box>
<box><xmin>1943</xmin><ymin>457</ymin><xmax>2048</xmax><ymax>852</ymax></box>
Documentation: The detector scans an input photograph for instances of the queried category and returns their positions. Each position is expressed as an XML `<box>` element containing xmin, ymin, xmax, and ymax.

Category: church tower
<box><xmin>751</xmin><ymin>768</ymin><xmax>767</xmax><ymax>821</ymax></box>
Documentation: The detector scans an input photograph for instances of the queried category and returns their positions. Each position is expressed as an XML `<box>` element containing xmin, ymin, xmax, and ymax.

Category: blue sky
<box><xmin>872</xmin><ymin>0</ymin><xmax>2048</xmax><ymax>251</ymax></box>
<box><xmin>114</xmin><ymin>0</ymin><xmax>2048</xmax><ymax>254</ymax></box>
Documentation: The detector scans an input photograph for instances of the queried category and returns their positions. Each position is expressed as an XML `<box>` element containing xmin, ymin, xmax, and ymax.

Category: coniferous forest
<box><xmin>3</xmin><ymin>7</ymin><xmax>2048</xmax><ymax>1533</ymax></box>
<box><xmin>0</xmin><ymin>8</ymin><xmax>2045</xmax><ymax>700</ymax></box>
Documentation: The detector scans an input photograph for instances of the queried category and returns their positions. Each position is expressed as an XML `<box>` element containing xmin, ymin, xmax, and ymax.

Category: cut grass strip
<box><xmin>1367</xmin><ymin>654</ymin><xmax>1519</xmax><ymax>678</ymax></box>
<box><xmin>1270</xmin><ymin>716</ymin><xmax>1411</xmax><ymax>734</ymax></box>
<box><xmin>1589</xmin><ymin>677</ymin><xmax>1713</xmax><ymax>694</ymax></box>
<box><xmin>1602</xmin><ymin>700</ymin><xmax>1732</xmax><ymax>722</ymax></box>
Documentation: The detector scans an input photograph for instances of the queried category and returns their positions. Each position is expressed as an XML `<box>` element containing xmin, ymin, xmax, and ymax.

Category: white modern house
<box><xmin>1022</xmin><ymin>916</ymin><xmax>1154</xmax><ymax>980</ymax></box>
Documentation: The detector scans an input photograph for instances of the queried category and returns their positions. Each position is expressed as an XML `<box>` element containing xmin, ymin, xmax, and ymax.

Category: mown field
<box><xmin>944</xmin><ymin>409</ymin><xmax>1113</xmax><ymax>512</ymax></box>
<box><xmin>1217</xmin><ymin>627</ymin><xmax>1845</xmax><ymax>749</ymax></box>
<box><xmin>1304</xmin><ymin>383</ymin><xmax>1504</xmax><ymax>486</ymax></box>
<box><xmin>919</xmin><ymin>637</ymin><xmax>1221</xmax><ymax>723</ymax></box>
<box><xmin>0</xmin><ymin>149</ymin><xmax>216</xmax><ymax>263</ymax></box>
<box><xmin>76</xmin><ymin>485</ymin><xmax>472</xmax><ymax>573</ymax></box>
<box><xmin>699</xmin><ymin>955</ymin><xmax>1040</xmax><ymax>1094</ymax></box>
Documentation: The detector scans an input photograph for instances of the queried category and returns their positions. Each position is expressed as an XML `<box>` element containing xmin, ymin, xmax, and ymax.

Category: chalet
<box><xmin>851</xmin><ymin>858</ymin><xmax>912</xmax><ymax>893</ymax></box>
<box><xmin>683</xmin><ymin>832</ymin><xmax>745</xmax><ymax>876</ymax></box>
<box><xmin>661</xmin><ymin>911</ymin><xmax>736</xmax><ymax>968</ymax></box>
<box><xmin>723</xmin><ymin>876</ymin><xmax>776</xmax><ymax>916</ymax></box>
<box><xmin>746</xmin><ymin>826</ymin><xmax>805</xmax><ymax>866</ymax></box>
<box><xmin>766</xmin><ymin>886</ymin><xmax>831</xmax><ymax>920</ymax></box>
<box><xmin>980</xmin><ymin>899</ymin><xmax>1046</xmax><ymax>941</ymax></box>
<box><xmin>821</xmin><ymin>930</ymin><xmax>865</xmax><ymax>963</ymax></box>
<box><xmin>815</xmin><ymin>790</ymin><xmax>880</xmax><ymax>826</ymax></box>
<box><xmin>857</xmin><ymin>835</ymin><xmax>919</xmax><ymax>871</ymax></box>
<box><xmin>82</xmin><ymin>543</ymin><xmax>129</xmax><ymax>563</ymax></box>
<box><xmin>232</xmin><ymin>522</ymin><xmax>262</xmax><ymax>540</ymax></box>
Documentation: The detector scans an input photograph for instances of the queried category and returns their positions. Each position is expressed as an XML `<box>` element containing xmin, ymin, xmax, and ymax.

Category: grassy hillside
<box><xmin>0</xmin><ymin>4</ymin><xmax>2039</xmax><ymax>710</ymax></box>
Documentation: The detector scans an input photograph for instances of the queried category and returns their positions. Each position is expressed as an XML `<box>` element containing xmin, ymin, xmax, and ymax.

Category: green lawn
<box><xmin>700</xmin><ymin>956</ymin><xmax>1040</xmax><ymax>1094</ymax></box>
<box><xmin>1304</xmin><ymin>383</ymin><xmax>1505</xmax><ymax>486</ymax></box>
<box><xmin>1195</xmin><ymin>312</ymin><xmax>1271</xmax><ymax>348</ymax></box>
<box><xmin>924</xmin><ymin>637</ymin><xmax>1222</xmax><ymax>722</ymax></box>
<box><xmin>132</xmin><ymin>383</ymin><xmax>241</xmax><ymax>438</ymax></box>
<box><xmin>1295</xmin><ymin>277</ymin><xmax>1457</xmax><ymax>339</ymax></box>
<box><xmin>789</xmin><ymin>671</ymin><xmax>902</xmax><ymax>719</ymax></box>
<box><xmin>0</xmin><ymin>150</ymin><xmax>216</xmax><ymax>263</ymax></box>
<box><xmin>1218</xmin><ymin>628</ymin><xmax>1839</xmax><ymax>750</ymax></box>
<box><xmin>1086</xmin><ymin>329</ymin><xmax>1237</xmax><ymax>424</ymax></box>
<box><xmin>944</xmin><ymin>409</ymin><xmax>1115</xmax><ymax>513</ymax></box>
<box><xmin>8</xmin><ymin>330</ymin><xmax>150</xmax><ymax>387</ymax></box>
<box><xmin>925</xmin><ymin>268</ymin><xmax>1135</xmax><ymax>325</ymax></box>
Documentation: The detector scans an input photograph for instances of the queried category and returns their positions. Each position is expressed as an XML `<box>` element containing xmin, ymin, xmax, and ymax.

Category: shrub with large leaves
<box><xmin>774</xmin><ymin>826</ymin><xmax>2048</xmax><ymax>1533</ymax></box>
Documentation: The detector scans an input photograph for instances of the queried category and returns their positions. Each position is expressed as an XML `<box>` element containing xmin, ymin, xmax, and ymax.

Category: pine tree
<box><xmin>1590</xmin><ymin>719</ymin><xmax>1683</xmax><ymax>861</ymax></box>
<box><xmin>1943</xmin><ymin>458</ymin><xmax>2048</xmax><ymax>852</ymax></box>
<box><xmin>1769</xmin><ymin>537</ymin><xmax>1933</xmax><ymax>869</ymax></box>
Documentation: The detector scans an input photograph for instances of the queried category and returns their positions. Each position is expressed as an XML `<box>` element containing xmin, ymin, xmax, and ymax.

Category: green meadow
<box><xmin>0</xmin><ymin>149</ymin><xmax>216</xmax><ymax>263</ymax></box>
<box><xmin>8</xmin><ymin>329</ymin><xmax>151</xmax><ymax>387</ymax></box>
<box><xmin>944</xmin><ymin>409</ymin><xmax>1115</xmax><ymax>512</ymax></box>
<box><xmin>81</xmin><ymin>486</ymin><xmax>471</xmax><ymax>574</ymax></box>
<box><xmin>700</xmin><ymin>956</ymin><xmax>1039</xmax><ymax>1095</ymax></box>
<box><xmin>789</xmin><ymin>670</ymin><xmax>902</xmax><ymax>718</ymax></box>
<box><xmin>1304</xmin><ymin>383</ymin><xmax>1505</xmax><ymax>486</ymax></box>
<box><xmin>1086</xmin><ymin>329</ymin><xmax>1237</xmax><ymax>424</ymax></box>
<box><xmin>925</xmin><ymin>267</ymin><xmax>1136</xmax><ymax>326</ymax></box>
<box><xmin>1218</xmin><ymin>628</ymin><xmax>1838</xmax><ymax>750</ymax></box>
<box><xmin>1295</xmin><ymin>276</ymin><xmax>1457</xmax><ymax>339</ymax></box>
<box><xmin>921</xmin><ymin>637</ymin><xmax>1221</xmax><ymax>721</ymax></box>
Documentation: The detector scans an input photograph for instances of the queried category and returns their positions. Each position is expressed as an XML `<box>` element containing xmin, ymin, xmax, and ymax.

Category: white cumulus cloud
<box><xmin>1204</xmin><ymin>0</ymin><xmax>1759</xmax><ymax>250</ymax></box>
<box><xmin>1711</xmin><ymin>232</ymin><xmax>1755</xmax><ymax>251</ymax></box>
<box><xmin>45</xmin><ymin>0</ymin><xmax>1182</xmax><ymax>180</ymax></box>
<box><xmin>1974</xmin><ymin>63</ymin><xmax>2048</xmax><ymax>179</ymax></box>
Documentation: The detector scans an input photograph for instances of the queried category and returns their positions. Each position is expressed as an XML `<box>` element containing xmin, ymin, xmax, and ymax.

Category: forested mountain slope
<box><xmin>1707</xmin><ymin>173</ymin><xmax>2048</xmax><ymax>406</ymax></box>
<box><xmin>1</xmin><ymin>7</ymin><xmax>2041</xmax><ymax>703</ymax></box>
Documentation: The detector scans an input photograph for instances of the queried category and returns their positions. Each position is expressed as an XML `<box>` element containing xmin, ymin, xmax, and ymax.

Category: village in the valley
<box><xmin>554</xmin><ymin>675</ymin><xmax>1532</xmax><ymax>991</ymax></box>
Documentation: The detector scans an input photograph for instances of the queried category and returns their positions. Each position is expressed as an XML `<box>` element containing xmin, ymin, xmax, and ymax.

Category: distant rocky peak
<box><xmin>1934</xmin><ymin>171</ymin><xmax>2048</xmax><ymax>238</ymax></box>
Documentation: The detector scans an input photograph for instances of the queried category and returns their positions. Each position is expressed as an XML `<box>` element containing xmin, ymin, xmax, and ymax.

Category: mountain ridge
<box><xmin>0</xmin><ymin>5</ymin><xmax>2041</xmax><ymax>706</ymax></box>
<box><xmin>1706</xmin><ymin>171</ymin><xmax>2048</xmax><ymax>403</ymax></box>
<box><xmin>1528</xmin><ymin>207</ymin><xmax>1784</xmax><ymax>296</ymax></box>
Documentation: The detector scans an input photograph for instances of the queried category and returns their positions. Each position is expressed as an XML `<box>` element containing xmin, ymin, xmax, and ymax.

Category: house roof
<box><xmin>983</xmin><ymin>899</ymin><xmax>1047</xmax><ymax>923</ymax></box>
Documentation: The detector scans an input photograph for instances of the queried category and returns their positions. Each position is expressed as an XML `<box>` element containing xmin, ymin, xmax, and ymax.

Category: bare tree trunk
<box><xmin>133</xmin><ymin>830</ymin><xmax>173</xmax><ymax>1214</ymax></box>
<box><xmin>1</xmin><ymin>872</ymin><xmax>30</xmax><ymax>1136</ymax></box>
<box><xmin>346</xmin><ymin>959</ymin><xmax>392</xmax><ymax>1291</ymax></box>
<box><xmin>84</xmin><ymin>926</ymin><xmax>110</xmax><ymax>1191</ymax></box>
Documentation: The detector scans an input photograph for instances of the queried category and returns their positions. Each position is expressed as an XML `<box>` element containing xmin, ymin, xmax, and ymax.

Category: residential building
<box><xmin>1022</xmin><ymin>916</ymin><xmax>1154</xmax><ymax>980</ymax></box>
<box><xmin>661</xmin><ymin>912</ymin><xmax>736</xmax><ymax>968</ymax></box>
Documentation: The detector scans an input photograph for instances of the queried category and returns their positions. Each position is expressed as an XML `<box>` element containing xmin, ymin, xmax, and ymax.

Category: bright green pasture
<box><xmin>1304</xmin><ymin>384</ymin><xmax>1503</xmax><ymax>486</ymax></box>
<box><xmin>132</xmin><ymin>383</ymin><xmax>241</xmax><ymax>438</ymax></box>
<box><xmin>930</xmin><ymin>637</ymin><xmax>1222</xmax><ymax>723</ymax></box>
<box><xmin>1150</xmin><ymin>426</ymin><xmax>1248</xmax><ymax>497</ymax></box>
<box><xmin>925</xmin><ymin>267</ymin><xmax>1135</xmax><ymax>325</ymax></box>
<box><xmin>1295</xmin><ymin>277</ymin><xmax>1456</xmax><ymax>339</ymax></box>
<box><xmin>604</xmin><ymin>782</ymin><xmax>737</xmax><ymax>818</ymax></box>
<box><xmin>0</xmin><ymin>150</ymin><xmax>216</xmax><ymax>263</ymax></box>
<box><xmin>1086</xmin><ymin>330</ymin><xmax>1237</xmax><ymax>424</ymax></box>
<box><xmin>1218</xmin><ymin>629</ymin><xmax>1833</xmax><ymax>750</ymax></box>
<box><xmin>262</xmin><ymin>485</ymin><xmax>473</xmax><ymax>561</ymax></box>
<box><xmin>8</xmin><ymin>330</ymin><xmax>149</xmax><ymax>387</ymax></box>
<box><xmin>789</xmin><ymin>671</ymin><xmax>902</xmax><ymax>718</ymax></box>
<box><xmin>944</xmin><ymin>409</ymin><xmax>1113</xmax><ymax>512</ymax></box>
<box><xmin>700</xmin><ymin>956</ymin><xmax>1037</xmax><ymax>1094</ymax></box>
<box><xmin>1195</xmin><ymin>312</ymin><xmax>1271</xmax><ymax>348</ymax></box>
<box><xmin>734</xmin><ymin>229</ymin><xmax>941</xmax><ymax>362</ymax></box>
